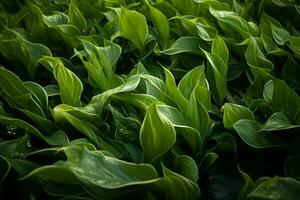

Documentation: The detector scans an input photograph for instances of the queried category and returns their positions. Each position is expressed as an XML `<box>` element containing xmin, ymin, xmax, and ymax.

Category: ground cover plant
<box><xmin>1</xmin><ymin>0</ymin><xmax>300</xmax><ymax>199</ymax></box>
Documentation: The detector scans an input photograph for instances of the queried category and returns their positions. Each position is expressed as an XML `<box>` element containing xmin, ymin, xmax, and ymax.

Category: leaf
<box><xmin>212</xmin><ymin>35</ymin><xmax>229</xmax><ymax>64</ymax></box>
<box><xmin>245</xmin><ymin>37</ymin><xmax>274</xmax><ymax>71</ymax></box>
<box><xmin>263</xmin><ymin>79</ymin><xmax>300</xmax><ymax>124</ymax></box>
<box><xmin>140</xmin><ymin>103</ymin><xmax>176</xmax><ymax>162</ymax></box>
<box><xmin>237</xmin><ymin>166</ymin><xmax>254</xmax><ymax>200</ymax></box>
<box><xmin>164</xmin><ymin>67</ymin><xmax>188</xmax><ymax>111</ymax></box>
<box><xmin>161</xmin><ymin>36</ymin><xmax>203</xmax><ymax>55</ymax></box>
<box><xmin>68</xmin><ymin>0</ymin><xmax>87</xmax><ymax>34</ymax></box>
<box><xmin>39</xmin><ymin>57</ymin><xmax>83</xmax><ymax>107</ymax></box>
<box><xmin>270</xmin><ymin>23</ymin><xmax>290</xmax><ymax>46</ymax></box>
<box><xmin>77</xmin><ymin>39</ymin><xmax>121</xmax><ymax>91</ymax></box>
<box><xmin>0</xmin><ymin>115</ymin><xmax>68</xmax><ymax>146</ymax></box>
<box><xmin>157</xmin><ymin>105</ymin><xmax>203</xmax><ymax>153</ymax></box>
<box><xmin>233</xmin><ymin>119</ymin><xmax>289</xmax><ymax>148</ymax></box>
<box><xmin>202</xmin><ymin>49</ymin><xmax>227</xmax><ymax>103</ymax></box>
<box><xmin>64</xmin><ymin>146</ymin><xmax>159</xmax><ymax>189</ymax></box>
<box><xmin>185</xmin><ymin>86</ymin><xmax>210</xmax><ymax>135</ymax></box>
<box><xmin>0</xmin><ymin>28</ymin><xmax>52</xmax><ymax>76</ymax></box>
<box><xmin>198</xmin><ymin>152</ymin><xmax>218</xmax><ymax>178</ymax></box>
<box><xmin>178</xmin><ymin>65</ymin><xmax>206</xmax><ymax>100</ymax></box>
<box><xmin>146</xmin><ymin>1</ymin><xmax>169</xmax><ymax>47</ymax></box>
<box><xmin>222</xmin><ymin>103</ymin><xmax>255</xmax><ymax>129</ymax></box>
<box><xmin>0</xmin><ymin>67</ymin><xmax>47</xmax><ymax>117</ymax></box>
<box><xmin>120</xmin><ymin>7</ymin><xmax>148</xmax><ymax>51</ymax></box>
<box><xmin>247</xmin><ymin>177</ymin><xmax>300</xmax><ymax>200</ymax></box>
<box><xmin>196</xmin><ymin>22</ymin><xmax>217</xmax><ymax>41</ymax></box>
<box><xmin>0</xmin><ymin>155</ymin><xmax>10</xmax><ymax>181</ymax></box>
<box><xmin>173</xmin><ymin>155</ymin><xmax>199</xmax><ymax>182</ymax></box>
<box><xmin>151</xmin><ymin>164</ymin><xmax>201</xmax><ymax>200</ymax></box>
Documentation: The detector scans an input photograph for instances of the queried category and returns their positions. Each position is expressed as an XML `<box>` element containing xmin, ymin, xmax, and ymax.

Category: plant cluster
<box><xmin>1</xmin><ymin>0</ymin><xmax>300</xmax><ymax>199</ymax></box>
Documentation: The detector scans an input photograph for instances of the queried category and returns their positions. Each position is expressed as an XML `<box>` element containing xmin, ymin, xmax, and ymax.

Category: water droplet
<box><xmin>6</xmin><ymin>125</ymin><xmax>17</xmax><ymax>135</ymax></box>
<box><xmin>27</xmin><ymin>140</ymin><xmax>32</xmax><ymax>147</ymax></box>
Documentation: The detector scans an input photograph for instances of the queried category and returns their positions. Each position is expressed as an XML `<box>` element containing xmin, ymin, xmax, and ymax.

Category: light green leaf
<box><xmin>202</xmin><ymin>49</ymin><xmax>227</xmax><ymax>103</ymax></box>
<box><xmin>39</xmin><ymin>57</ymin><xmax>83</xmax><ymax>107</ymax></box>
<box><xmin>164</xmin><ymin>67</ymin><xmax>188</xmax><ymax>111</ymax></box>
<box><xmin>68</xmin><ymin>0</ymin><xmax>87</xmax><ymax>34</ymax></box>
<box><xmin>161</xmin><ymin>36</ymin><xmax>203</xmax><ymax>55</ymax></box>
<box><xmin>270</xmin><ymin>23</ymin><xmax>290</xmax><ymax>46</ymax></box>
<box><xmin>212</xmin><ymin>35</ymin><xmax>229</xmax><ymax>64</ymax></box>
<box><xmin>151</xmin><ymin>164</ymin><xmax>201</xmax><ymax>200</ymax></box>
<box><xmin>245</xmin><ymin>37</ymin><xmax>274</xmax><ymax>71</ymax></box>
<box><xmin>64</xmin><ymin>146</ymin><xmax>159</xmax><ymax>189</ymax></box>
<box><xmin>146</xmin><ymin>1</ymin><xmax>169</xmax><ymax>47</ymax></box>
<box><xmin>140</xmin><ymin>103</ymin><xmax>176</xmax><ymax>162</ymax></box>
<box><xmin>77</xmin><ymin>39</ymin><xmax>121</xmax><ymax>91</ymax></box>
<box><xmin>120</xmin><ymin>7</ymin><xmax>148</xmax><ymax>51</ymax></box>
<box><xmin>222</xmin><ymin>103</ymin><xmax>255</xmax><ymax>129</ymax></box>
<box><xmin>196</xmin><ymin>22</ymin><xmax>217</xmax><ymax>41</ymax></box>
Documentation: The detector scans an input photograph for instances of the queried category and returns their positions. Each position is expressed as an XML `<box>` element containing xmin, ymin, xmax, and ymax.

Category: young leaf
<box><xmin>146</xmin><ymin>1</ymin><xmax>169</xmax><ymax>47</ymax></box>
<box><xmin>120</xmin><ymin>7</ymin><xmax>148</xmax><ymax>52</ymax></box>
<box><xmin>222</xmin><ymin>103</ymin><xmax>255</xmax><ymax>129</ymax></box>
<box><xmin>68</xmin><ymin>0</ymin><xmax>87</xmax><ymax>34</ymax></box>
<box><xmin>39</xmin><ymin>57</ymin><xmax>83</xmax><ymax>107</ymax></box>
<box><xmin>140</xmin><ymin>103</ymin><xmax>176</xmax><ymax>162</ymax></box>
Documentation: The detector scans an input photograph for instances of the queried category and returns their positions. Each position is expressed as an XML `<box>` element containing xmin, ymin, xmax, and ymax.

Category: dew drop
<box><xmin>7</xmin><ymin>125</ymin><xmax>17</xmax><ymax>135</ymax></box>
<box><xmin>27</xmin><ymin>140</ymin><xmax>32</xmax><ymax>147</ymax></box>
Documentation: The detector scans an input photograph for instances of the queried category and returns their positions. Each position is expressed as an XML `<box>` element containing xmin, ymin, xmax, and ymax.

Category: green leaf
<box><xmin>263</xmin><ymin>80</ymin><xmax>300</xmax><ymax>124</ymax></box>
<box><xmin>64</xmin><ymin>146</ymin><xmax>159</xmax><ymax>189</ymax></box>
<box><xmin>233</xmin><ymin>119</ymin><xmax>288</xmax><ymax>148</ymax></box>
<box><xmin>196</xmin><ymin>22</ymin><xmax>217</xmax><ymax>41</ymax></box>
<box><xmin>245</xmin><ymin>37</ymin><xmax>274</xmax><ymax>71</ymax></box>
<box><xmin>151</xmin><ymin>164</ymin><xmax>201</xmax><ymax>200</ymax></box>
<box><xmin>222</xmin><ymin>103</ymin><xmax>255</xmax><ymax>129</ymax></box>
<box><xmin>157</xmin><ymin>105</ymin><xmax>202</xmax><ymax>153</ymax></box>
<box><xmin>77</xmin><ymin>39</ymin><xmax>121</xmax><ymax>91</ymax></box>
<box><xmin>0</xmin><ymin>67</ymin><xmax>47</xmax><ymax>117</ymax></box>
<box><xmin>140</xmin><ymin>103</ymin><xmax>176</xmax><ymax>162</ymax></box>
<box><xmin>185</xmin><ymin>86</ymin><xmax>210</xmax><ymax>135</ymax></box>
<box><xmin>0</xmin><ymin>28</ymin><xmax>52</xmax><ymax>76</ymax></box>
<box><xmin>173</xmin><ymin>155</ymin><xmax>198</xmax><ymax>182</ymax></box>
<box><xmin>212</xmin><ymin>35</ymin><xmax>229</xmax><ymax>64</ymax></box>
<box><xmin>68</xmin><ymin>0</ymin><xmax>87</xmax><ymax>34</ymax></box>
<box><xmin>120</xmin><ymin>7</ymin><xmax>148</xmax><ymax>52</ymax></box>
<box><xmin>178</xmin><ymin>65</ymin><xmax>206</xmax><ymax>100</ymax></box>
<box><xmin>0</xmin><ymin>115</ymin><xmax>68</xmax><ymax>146</ymax></box>
<box><xmin>164</xmin><ymin>67</ymin><xmax>188</xmax><ymax>111</ymax></box>
<box><xmin>39</xmin><ymin>57</ymin><xmax>83</xmax><ymax>107</ymax></box>
<box><xmin>238</xmin><ymin>166</ymin><xmax>254</xmax><ymax>200</ymax></box>
<box><xmin>146</xmin><ymin>1</ymin><xmax>169</xmax><ymax>47</ymax></box>
<box><xmin>247</xmin><ymin>177</ymin><xmax>300</xmax><ymax>200</ymax></box>
<box><xmin>0</xmin><ymin>155</ymin><xmax>10</xmax><ymax>181</ymax></box>
<box><xmin>161</xmin><ymin>36</ymin><xmax>203</xmax><ymax>55</ymax></box>
<box><xmin>202</xmin><ymin>49</ymin><xmax>227</xmax><ymax>103</ymax></box>
<box><xmin>270</xmin><ymin>23</ymin><xmax>290</xmax><ymax>46</ymax></box>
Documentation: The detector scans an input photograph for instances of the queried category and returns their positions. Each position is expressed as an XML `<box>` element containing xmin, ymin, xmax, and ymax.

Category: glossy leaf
<box><xmin>140</xmin><ymin>103</ymin><xmax>176</xmax><ymax>162</ymax></box>
<box><xmin>39</xmin><ymin>57</ymin><xmax>83</xmax><ymax>107</ymax></box>
<box><xmin>120</xmin><ymin>7</ymin><xmax>148</xmax><ymax>51</ymax></box>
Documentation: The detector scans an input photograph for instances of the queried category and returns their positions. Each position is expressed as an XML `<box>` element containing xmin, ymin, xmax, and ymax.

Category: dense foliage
<box><xmin>1</xmin><ymin>0</ymin><xmax>300</xmax><ymax>199</ymax></box>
